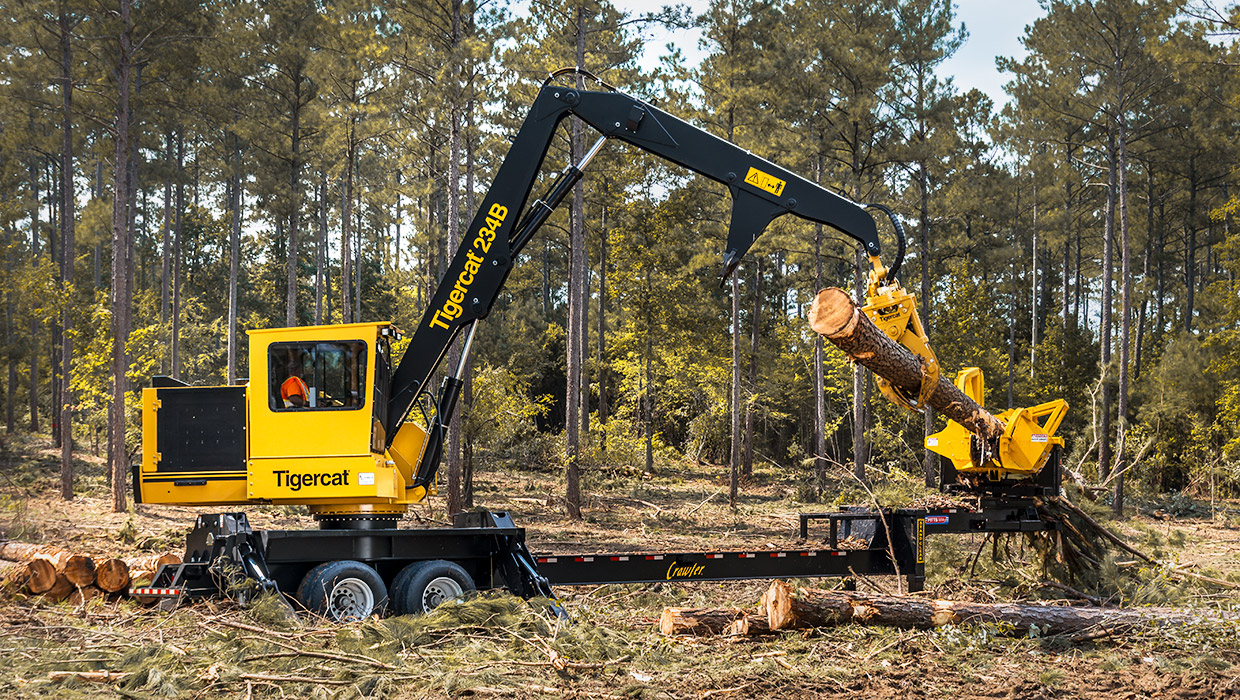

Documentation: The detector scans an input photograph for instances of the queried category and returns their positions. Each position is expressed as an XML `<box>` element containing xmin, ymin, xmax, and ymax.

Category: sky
<box><xmin>632</xmin><ymin>0</ymin><xmax>1049</xmax><ymax>107</ymax></box>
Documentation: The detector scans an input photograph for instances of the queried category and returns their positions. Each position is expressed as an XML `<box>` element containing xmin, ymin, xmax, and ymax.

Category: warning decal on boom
<box><xmin>744</xmin><ymin>167</ymin><xmax>786</xmax><ymax>196</ymax></box>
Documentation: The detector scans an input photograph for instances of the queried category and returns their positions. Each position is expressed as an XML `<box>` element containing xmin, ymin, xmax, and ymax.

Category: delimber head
<box><xmin>926</xmin><ymin>368</ymin><xmax>1068</xmax><ymax>482</ymax></box>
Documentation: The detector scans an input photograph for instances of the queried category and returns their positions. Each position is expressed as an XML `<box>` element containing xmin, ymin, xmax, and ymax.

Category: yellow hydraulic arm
<box><xmin>851</xmin><ymin>208</ymin><xmax>1068</xmax><ymax>484</ymax></box>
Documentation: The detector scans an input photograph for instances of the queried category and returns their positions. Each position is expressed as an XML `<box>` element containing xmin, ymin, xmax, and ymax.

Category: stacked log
<box><xmin>0</xmin><ymin>541</ymin><xmax>181</xmax><ymax>603</ymax></box>
<box><xmin>95</xmin><ymin>559</ymin><xmax>131</xmax><ymax>593</ymax></box>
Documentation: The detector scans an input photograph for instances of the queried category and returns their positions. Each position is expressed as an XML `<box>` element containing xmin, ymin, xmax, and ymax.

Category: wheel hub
<box><xmin>328</xmin><ymin>578</ymin><xmax>375</xmax><ymax>621</ymax></box>
<box><xmin>422</xmin><ymin>576</ymin><xmax>465</xmax><ymax>611</ymax></box>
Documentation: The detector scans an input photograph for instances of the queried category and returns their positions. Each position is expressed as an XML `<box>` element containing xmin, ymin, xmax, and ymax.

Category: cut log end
<box><xmin>808</xmin><ymin>288</ymin><xmax>859</xmax><ymax>338</ymax></box>
<box><xmin>95</xmin><ymin>559</ymin><xmax>131</xmax><ymax>593</ymax></box>
<box><xmin>27</xmin><ymin>559</ymin><xmax>58</xmax><ymax>594</ymax></box>
<box><xmin>65</xmin><ymin>555</ymin><xmax>97</xmax><ymax>587</ymax></box>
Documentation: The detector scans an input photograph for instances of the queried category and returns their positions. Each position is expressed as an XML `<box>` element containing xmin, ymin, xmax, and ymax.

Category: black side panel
<box><xmin>155</xmin><ymin>387</ymin><xmax>246</xmax><ymax>473</ymax></box>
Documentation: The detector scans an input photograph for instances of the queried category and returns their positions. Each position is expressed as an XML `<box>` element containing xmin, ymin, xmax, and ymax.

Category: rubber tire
<box><xmin>389</xmin><ymin>560</ymin><xmax>476</xmax><ymax>616</ymax></box>
<box><xmin>296</xmin><ymin>560</ymin><xmax>388</xmax><ymax>621</ymax></box>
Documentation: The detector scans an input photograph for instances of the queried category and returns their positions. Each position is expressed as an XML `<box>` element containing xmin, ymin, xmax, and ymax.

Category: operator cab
<box><xmin>135</xmin><ymin>322</ymin><xmax>429</xmax><ymax>524</ymax></box>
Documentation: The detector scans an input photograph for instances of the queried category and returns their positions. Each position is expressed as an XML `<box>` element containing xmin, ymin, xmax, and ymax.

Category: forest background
<box><xmin>0</xmin><ymin>0</ymin><xmax>1238</xmax><ymax>520</ymax></box>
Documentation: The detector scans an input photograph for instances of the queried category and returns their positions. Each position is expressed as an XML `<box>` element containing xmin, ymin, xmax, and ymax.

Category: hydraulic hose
<box><xmin>866</xmin><ymin>203</ymin><xmax>906</xmax><ymax>283</ymax></box>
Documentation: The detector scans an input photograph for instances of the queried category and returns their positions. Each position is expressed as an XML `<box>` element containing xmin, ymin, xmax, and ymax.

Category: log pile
<box><xmin>659</xmin><ymin>580</ymin><xmax>1240</xmax><ymax>640</ymax></box>
<box><xmin>0</xmin><ymin>541</ymin><xmax>181</xmax><ymax>604</ymax></box>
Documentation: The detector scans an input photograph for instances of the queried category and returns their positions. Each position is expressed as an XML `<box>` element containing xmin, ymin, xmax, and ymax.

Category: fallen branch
<box><xmin>48</xmin><ymin>670</ymin><xmax>133</xmax><ymax>683</ymax></box>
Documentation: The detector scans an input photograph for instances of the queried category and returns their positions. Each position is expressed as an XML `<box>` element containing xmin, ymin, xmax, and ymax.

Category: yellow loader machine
<box><xmin>133</xmin><ymin>72</ymin><xmax>1064</xmax><ymax>620</ymax></box>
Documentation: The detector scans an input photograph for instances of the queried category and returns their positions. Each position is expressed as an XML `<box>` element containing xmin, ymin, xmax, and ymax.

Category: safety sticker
<box><xmin>744</xmin><ymin>167</ymin><xmax>786</xmax><ymax>196</ymax></box>
<box><xmin>358</xmin><ymin>472</ymin><xmax>376</xmax><ymax>485</ymax></box>
<box><xmin>1031</xmin><ymin>434</ymin><xmax>1048</xmax><ymax>443</ymax></box>
<box><xmin>926</xmin><ymin>437</ymin><xmax>939</xmax><ymax>447</ymax></box>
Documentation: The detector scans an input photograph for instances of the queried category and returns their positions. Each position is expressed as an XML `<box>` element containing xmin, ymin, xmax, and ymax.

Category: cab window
<box><xmin>269</xmin><ymin>341</ymin><xmax>367</xmax><ymax>411</ymax></box>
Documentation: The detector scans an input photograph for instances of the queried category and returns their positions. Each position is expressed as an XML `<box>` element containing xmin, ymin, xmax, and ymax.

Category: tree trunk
<box><xmin>563</xmin><ymin>7</ymin><xmax>587</xmax><ymax>522</ymax></box>
<box><xmin>59</xmin><ymin>8</ymin><xmax>76</xmax><ymax>500</ymax></box>
<box><xmin>463</xmin><ymin>102</ymin><xmax>477</xmax><ymax>507</ymax></box>
<box><xmin>1</xmin><ymin>542</ymin><xmax>72</xmax><ymax>565</ymax></box>
<box><xmin>809</xmin><ymin>288</ymin><xmax>1004</xmax><ymax>439</ymax></box>
<box><xmin>1098</xmin><ymin>132</ymin><xmax>1116</xmax><ymax>482</ymax></box>
<box><xmin>28</xmin><ymin>160</ymin><xmax>40</xmax><ymax>434</ymax></box>
<box><xmin>1184</xmin><ymin>157</ymin><xmax>1197</xmax><ymax>332</ymax></box>
<box><xmin>161</xmin><ymin>133</ymin><xmax>172</xmax><ymax>327</ymax></box>
<box><xmin>171</xmin><ymin>133</ymin><xmax>184</xmax><ymax>379</ymax></box>
<box><xmin>354</xmin><ymin>190</ymin><xmax>362</xmax><ymax>321</ymax></box>
<box><xmin>761</xmin><ymin>581</ymin><xmax>1236</xmax><ymax>637</ymax></box>
<box><xmin>730</xmin><ymin>270</ymin><xmax>741</xmax><ymax>507</ymax></box>
<box><xmin>445</xmin><ymin>102</ymin><xmax>464</xmax><ymax>517</ymax></box>
<box><xmin>852</xmin><ymin>250</ymin><xmax>868</xmax><ymax>480</ymax></box>
<box><xmin>122</xmin><ymin>552</ymin><xmax>181</xmax><ymax>571</ymax></box>
<box><xmin>110</xmin><ymin>0</ymin><xmax>134</xmax><ymax>513</ymax></box>
<box><xmin>68</xmin><ymin>586</ymin><xmax>102</xmax><ymax>606</ymax></box>
<box><xmin>287</xmin><ymin>75</ymin><xmax>302</xmax><ymax>328</ymax></box>
<box><xmin>813</xmin><ymin>224</ymin><xmax>827</xmax><ymax>491</ymax></box>
<box><xmin>1113</xmin><ymin>123</ymin><xmax>1130</xmax><ymax>517</ymax></box>
<box><xmin>918</xmin><ymin>162</ymin><xmax>935</xmax><ymax>488</ymax></box>
<box><xmin>342</xmin><ymin>148</ymin><xmax>353</xmax><ymax>324</ymax></box>
<box><xmin>743</xmin><ymin>260</ymin><xmax>760</xmax><ymax>478</ymax></box>
<box><xmin>5</xmin><ymin>274</ymin><xmax>15</xmax><ymax>434</ymax></box>
<box><xmin>315</xmin><ymin>176</ymin><xmax>326</xmax><ymax>325</ymax></box>
<box><xmin>1135</xmin><ymin>176</ymin><xmax>1153</xmax><ymax>380</ymax></box>
<box><xmin>597</xmin><ymin>200</ymin><xmax>608</xmax><ymax>455</ymax></box>
<box><xmin>227</xmin><ymin>139</ymin><xmax>241</xmax><ymax>384</ymax></box>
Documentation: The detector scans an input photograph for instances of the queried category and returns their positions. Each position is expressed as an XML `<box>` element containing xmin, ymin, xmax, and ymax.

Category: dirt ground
<box><xmin>2</xmin><ymin>434</ymin><xmax>1239</xmax><ymax>699</ymax></box>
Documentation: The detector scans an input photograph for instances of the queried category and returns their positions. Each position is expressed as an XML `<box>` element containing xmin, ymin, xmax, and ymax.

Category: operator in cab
<box><xmin>281</xmin><ymin>359</ymin><xmax>310</xmax><ymax>408</ymax></box>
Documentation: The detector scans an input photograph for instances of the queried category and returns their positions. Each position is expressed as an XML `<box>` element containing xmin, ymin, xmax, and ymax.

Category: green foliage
<box><xmin>1</xmin><ymin>0</ymin><xmax>1238</xmax><ymax>513</ymax></box>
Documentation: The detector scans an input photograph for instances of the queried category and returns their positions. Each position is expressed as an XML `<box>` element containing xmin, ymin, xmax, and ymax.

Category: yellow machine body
<box><xmin>924</xmin><ymin>367</ymin><xmax>1068</xmax><ymax>482</ymax></box>
<box><xmin>860</xmin><ymin>262</ymin><xmax>940</xmax><ymax>413</ymax></box>
<box><xmin>136</xmin><ymin>321</ymin><xmax>431</xmax><ymax>511</ymax></box>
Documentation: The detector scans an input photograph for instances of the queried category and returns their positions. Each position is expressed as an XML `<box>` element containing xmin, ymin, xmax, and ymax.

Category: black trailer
<box><xmin>132</xmin><ymin>501</ymin><xmax>1058</xmax><ymax>620</ymax></box>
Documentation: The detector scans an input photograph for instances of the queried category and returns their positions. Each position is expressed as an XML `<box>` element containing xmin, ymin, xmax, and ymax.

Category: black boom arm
<box><xmin>387</xmin><ymin>85</ymin><xmax>887</xmax><ymax>488</ymax></box>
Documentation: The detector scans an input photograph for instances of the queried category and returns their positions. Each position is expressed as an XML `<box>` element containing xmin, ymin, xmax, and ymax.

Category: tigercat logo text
<box><xmin>666</xmin><ymin>561</ymin><xmax>706</xmax><ymax>580</ymax></box>
<box><xmin>273</xmin><ymin>470</ymin><xmax>350</xmax><ymax>491</ymax></box>
<box><xmin>429</xmin><ymin>203</ymin><xmax>508</xmax><ymax>330</ymax></box>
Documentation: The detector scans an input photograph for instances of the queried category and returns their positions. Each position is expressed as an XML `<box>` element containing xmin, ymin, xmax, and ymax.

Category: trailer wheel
<box><xmin>296</xmin><ymin>560</ymin><xmax>388</xmax><ymax>621</ymax></box>
<box><xmin>390</xmin><ymin>560</ymin><xmax>475</xmax><ymax>615</ymax></box>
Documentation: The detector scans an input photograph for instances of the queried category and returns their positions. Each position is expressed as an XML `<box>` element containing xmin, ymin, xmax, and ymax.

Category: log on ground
<box><xmin>763</xmin><ymin>580</ymin><xmax>1238</xmax><ymax>636</ymax></box>
<box><xmin>659</xmin><ymin>608</ymin><xmax>752</xmax><ymax>636</ymax></box>
<box><xmin>723</xmin><ymin>614</ymin><xmax>772</xmax><ymax>636</ymax></box>
<box><xmin>0</xmin><ymin>560</ymin><xmax>26</xmax><ymax>592</ymax></box>
<box><xmin>41</xmin><ymin>573</ymin><xmax>75</xmax><ymax>602</ymax></box>
<box><xmin>808</xmin><ymin>287</ymin><xmax>1003</xmax><ymax>438</ymax></box>
<box><xmin>95</xmin><ymin>558</ymin><xmax>131</xmax><ymax>593</ymax></box>
<box><xmin>124</xmin><ymin>553</ymin><xmax>181</xmax><ymax>572</ymax></box>
<box><xmin>0</xmin><ymin>542</ymin><xmax>72</xmax><ymax>568</ymax></box>
<box><xmin>64</xmin><ymin>555</ymin><xmax>96</xmax><ymax>587</ymax></box>
<box><xmin>69</xmin><ymin>586</ymin><xmax>103</xmax><ymax>606</ymax></box>
<box><xmin>26</xmin><ymin>559</ymin><xmax>59</xmax><ymax>594</ymax></box>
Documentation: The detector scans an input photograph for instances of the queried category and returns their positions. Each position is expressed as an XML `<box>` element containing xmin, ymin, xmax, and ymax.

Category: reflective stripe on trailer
<box><xmin>131</xmin><ymin>587</ymin><xmax>182</xmax><ymax>597</ymax></box>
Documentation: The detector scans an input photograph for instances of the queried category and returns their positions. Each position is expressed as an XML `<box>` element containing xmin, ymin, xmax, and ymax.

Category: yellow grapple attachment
<box><xmin>925</xmin><ymin>367</ymin><xmax>1068</xmax><ymax>482</ymax></box>
<box><xmin>861</xmin><ymin>256</ymin><xmax>940</xmax><ymax>413</ymax></box>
